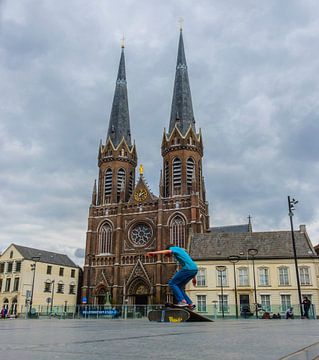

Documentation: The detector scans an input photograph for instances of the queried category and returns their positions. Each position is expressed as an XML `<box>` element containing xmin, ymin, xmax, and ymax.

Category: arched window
<box><xmin>104</xmin><ymin>168</ymin><xmax>112</xmax><ymax>202</ymax></box>
<box><xmin>117</xmin><ymin>168</ymin><xmax>126</xmax><ymax>200</ymax></box>
<box><xmin>299</xmin><ymin>266</ymin><xmax>311</xmax><ymax>285</ymax></box>
<box><xmin>238</xmin><ymin>267</ymin><xmax>249</xmax><ymax>286</ymax></box>
<box><xmin>198</xmin><ymin>161</ymin><xmax>202</xmax><ymax>198</ymax></box>
<box><xmin>186</xmin><ymin>158</ymin><xmax>195</xmax><ymax>189</ymax></box>
<box><xmin>164</xmin><ymin>161</ymin><xmax>169</xmax><ymax>197</ymax></box>
<box><xmin>259</xmin><ymin>267</ymin><xmax>270</xmax><ymax>286</ymax></box>
<box><xmin>196</xmin><ymin>268</ymin><xmax>206</xmax><ymax>286</ymax></box>
<box><xmin>172</xmin><ymin>158</ymin><xmax>182</xmax><ymax>194</ymax></box>
<box><xmin>170</xmin><ymin>215</ymin><xmax>186</xmax><ymax>248</ymax></box>
<box><xmin>99</xmin><ymin>223</ymin><xmax>113</xmax><ymax>254</ymax></box>
<box><xmin>129</xmin><ymin>170</ymin><xmax>134</xmax><ymax>196</ymax></box>
<box><xmin>278</xmin><ymin>267</ymin><xmax>289</xmax><ymax>286</ymax></box>
<box><xmin>57</xmin><ymin>281</ymin><xmax>64</xmax><ymax>294</ymax></box>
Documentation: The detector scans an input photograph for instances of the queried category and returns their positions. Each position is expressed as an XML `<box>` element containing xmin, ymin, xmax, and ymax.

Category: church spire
<box><xmin>106</xmin><ymin>45</ymin><xmax>132</xmax><ymax>147</ymax></box>
<box><xmin>91</xmin><ymin>179</ymin><xmax>97</xmax><ymax>205</ymax></box>
<box><xmin>169</xmin><ymin>29</ymin><xmax>195</xmax><ymax>135</ymax></box>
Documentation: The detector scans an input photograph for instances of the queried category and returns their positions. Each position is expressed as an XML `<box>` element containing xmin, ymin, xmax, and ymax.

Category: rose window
<box><xmin>130</xmin><ymin>223</ymin><xmax>153</xmax><ymax>246</ymax></box>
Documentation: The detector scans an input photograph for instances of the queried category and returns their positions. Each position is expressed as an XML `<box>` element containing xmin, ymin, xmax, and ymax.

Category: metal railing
<box><xmin>2</xmin><ymin>303</ymin><xmax>316</xmax><ymax>320</ymax></box>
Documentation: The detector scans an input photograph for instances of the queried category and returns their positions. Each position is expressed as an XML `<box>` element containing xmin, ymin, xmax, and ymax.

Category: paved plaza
<box><xmin>1</xmin><ymin>318</ymin><xmax>319</xmax><ymax>360</ymax></box>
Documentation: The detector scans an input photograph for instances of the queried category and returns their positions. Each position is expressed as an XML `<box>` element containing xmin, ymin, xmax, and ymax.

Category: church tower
<box><xmin>97</xmin><ymin>44</ymin><xmax>137</xmax><ymax>205</ymax></box>
<box><xmin>82</xmin><ymin>30</ymin><xmax>209</xmax><ymax>306</ymax></box>
<box><xmin>161</xmin><ymin>28</ymin><xmax>209</xmax><ymax>234</ymax></box>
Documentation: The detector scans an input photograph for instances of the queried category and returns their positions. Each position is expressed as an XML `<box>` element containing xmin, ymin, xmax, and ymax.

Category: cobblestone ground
<box><xmin>1</xmin><ymin>318</ymin><xmax>319</xmax><ymax>360</ymax></box>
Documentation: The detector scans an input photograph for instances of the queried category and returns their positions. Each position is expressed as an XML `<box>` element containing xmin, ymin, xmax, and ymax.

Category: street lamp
<box><xmin>50</xmin><ymin>280</ymin><xmax>55</xmax><ymax>314</ymax></box>
<box><xmin>216</xmin><ymin>265</ymin><xmax>227</xmax><ymax>319</ymax></box>
<box><xmin>228</xmin><ymin>256</ymin><xmax>240</xmax><ymax>318</ymax></box>
<box><xmin>29</xmin><ymin>256</ymin><xmax>40</xmax><ymax>318</ymax></box>
<box><xmin>248</xmin><ymin>248</ymin><xmax>258</xmax><ymax>319</ymax></box>
<box><xmin>288</xmin><ymin>196</ymin><xmax>303</xmax><ymax>317</ymax></box>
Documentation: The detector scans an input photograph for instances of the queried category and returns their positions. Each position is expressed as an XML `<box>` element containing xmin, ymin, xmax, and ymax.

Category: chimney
<box><xmin>299</xmin><ymin>224</ymin><xmax>306</xmax><ymax>233</ymax></box>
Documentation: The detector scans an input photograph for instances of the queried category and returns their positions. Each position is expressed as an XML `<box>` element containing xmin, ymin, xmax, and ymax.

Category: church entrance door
<box><xmin>135</xmin><ymin>295</ymin><xmax>148</xmax><ymax>317</ymax></box>
<box><xmin>135</xmin><ymin>294</ymin><xmax>148</xmax><ymax>305</ymax></box>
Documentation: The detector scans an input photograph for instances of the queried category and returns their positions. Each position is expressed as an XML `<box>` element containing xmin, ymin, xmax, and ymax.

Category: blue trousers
<box><xmin>168</xmin><ymin>269</ymin><xmax>198</xmax><ymax>304</ymax></box>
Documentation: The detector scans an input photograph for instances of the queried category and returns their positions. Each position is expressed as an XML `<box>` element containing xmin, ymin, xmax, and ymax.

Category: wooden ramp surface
<box><xmin>184</xmin><ymin>308</ymin><xmax>213</xmax><ymax>322</ymax></box>
<box><xmin>165</xmin><ymin>303</ymin><xmax>213</xmax><ymax>322</ymax></box>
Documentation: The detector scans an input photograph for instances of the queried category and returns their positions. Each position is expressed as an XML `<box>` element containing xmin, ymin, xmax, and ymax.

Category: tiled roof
<box><xmin>190</xmin><ymin>231</ymin><xmax>317</xmax><ymax>260</ymax></box>
<box><xmin>13</xmin><ymin>244</ymin><xmax>77</xmax><ymax>267</ymax></box>
<box><xmin>210</xmin><ymin>224</ymin><xmax>250</xmax><ymax>233</ymax></box>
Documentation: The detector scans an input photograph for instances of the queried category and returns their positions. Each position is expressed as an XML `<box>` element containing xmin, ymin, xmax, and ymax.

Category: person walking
<box><xmin>302</xmin><ymin>296</ymin><xmax>311</xmax><ymax>319</ymax></box>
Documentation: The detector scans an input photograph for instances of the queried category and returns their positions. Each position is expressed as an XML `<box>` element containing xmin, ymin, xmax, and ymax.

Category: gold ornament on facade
<box><xmin>136</xmin><ymin>284</ymin><xmax>148</xmax><ymax>295</ymax></box>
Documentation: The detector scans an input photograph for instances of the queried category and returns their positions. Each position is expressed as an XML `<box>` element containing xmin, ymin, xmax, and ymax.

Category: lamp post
<box><xmin>288</xmin><ymin>196</ymin><xmax>303</xmax><ymax>317</ymax></box>
<box><xmin>50</xmin><ymin>280</ymin><xmax>55</xmax><ymax>314</ymax></box>
<box><xmin>228</xmin><ymin>256</ymin><xmax>240</xmax><ymax>318</ymax></box>
<box><xmin>29</xmin><ymin>256</ymin><xmax>40</xmax><ymax>318</ymax></box>
<box><xmin>216</xmin><ymin>266</ymin><xmax>227</xmax><ymax>318</ymax></box>
<box><xmin>248</xmin><ymin>248</ymin><xmax>258</xmax><ymax>319</ymax></box>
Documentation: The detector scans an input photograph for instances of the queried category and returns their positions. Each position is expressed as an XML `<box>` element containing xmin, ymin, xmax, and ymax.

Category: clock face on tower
<box><xmin>133</xmin><ymin>188</ymin><xmax>147</xmax><ymax>202</ymax></box>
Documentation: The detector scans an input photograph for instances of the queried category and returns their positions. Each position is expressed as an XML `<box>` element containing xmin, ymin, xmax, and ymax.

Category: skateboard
<box><xmin>165</xmin><ymin>302</ymin><xmax>214</xmax><ymax>322</ymax></box>
<box><xmin>148</xmin><ymin>308</ymin><xmax>190</xmax><ymax>323</ymax></box>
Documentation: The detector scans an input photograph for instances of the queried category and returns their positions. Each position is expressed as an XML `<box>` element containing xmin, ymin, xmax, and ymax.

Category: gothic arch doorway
<box><xmin>10</xmin><ymin>296</ymin><xmax>17</xmax><ymax>315</ymax></box>
<box><xmin>127</xmin><ymin>279</ymin><xmax>150</xmax><ymax>306</ymax></box>
<box><xmin>95</xmin><ymin>286</ymin><xmax>111</xmax><ymax>305</ymax></box>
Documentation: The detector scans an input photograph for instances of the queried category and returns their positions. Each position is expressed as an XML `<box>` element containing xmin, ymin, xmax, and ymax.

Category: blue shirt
<box><xmin>169</xmin><ymin>246</ymin><xmax>198</xmax><ymax>271</ymax></box>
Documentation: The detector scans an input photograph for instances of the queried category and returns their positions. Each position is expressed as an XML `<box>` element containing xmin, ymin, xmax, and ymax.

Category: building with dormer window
<box><xmin>0</xmin><ymin>244</ymin><xmax>79</xmax><ymax>316</ymax></box>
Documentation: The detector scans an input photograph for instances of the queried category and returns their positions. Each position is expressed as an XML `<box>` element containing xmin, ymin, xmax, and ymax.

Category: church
<box><xmin>82</xmin><ymin>29</ymin><xmax>210</xmax><ymax>306</ymax></box>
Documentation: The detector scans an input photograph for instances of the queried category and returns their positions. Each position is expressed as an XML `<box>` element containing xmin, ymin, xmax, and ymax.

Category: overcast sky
<box><xmin>1</xmin><ymin>0</ymin><xmax>318</xmax><ymax>264</ymax></box>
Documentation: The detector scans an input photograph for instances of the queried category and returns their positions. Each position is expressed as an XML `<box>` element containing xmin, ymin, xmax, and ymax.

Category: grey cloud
<box><xmin>1</xmin><ymin>0</ymin><xmax>318</xmax><ymax>264</ymax></box>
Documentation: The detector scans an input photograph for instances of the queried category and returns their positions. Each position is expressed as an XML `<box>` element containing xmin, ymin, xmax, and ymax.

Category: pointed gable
<box><xmin>129</xmin><ymin>172</ymin><xmax>158</xmax><ymax>203</ymax></box>
<box><xmin>126</xmin><ymin>259</ymin><xmax>152</xmax><ymax>286</ymax></box>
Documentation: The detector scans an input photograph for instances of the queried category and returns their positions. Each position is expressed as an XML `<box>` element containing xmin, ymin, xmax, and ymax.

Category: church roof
<box><xmin>169</xmin><ymin>29</ymin><xmax>195</xmax><ymax>136</ymax></box>
<box><xmin>106</xmin><ymin>46</ymin><xmax>132</xmax><ymax>147</ymax></box>
<box><xmin>13</xmin><ymin>244</ymin><xmax>77</xmax><ymax>267</ymax></box>
<box><xmin>210</xmin><ymin>224</ymin><xmax>250</xmax><ymax>233</ymax></box>
<box><xmin>190</xmin><ymin>230</ymin><xmax>317</xmax><ymax>260</ymax></box>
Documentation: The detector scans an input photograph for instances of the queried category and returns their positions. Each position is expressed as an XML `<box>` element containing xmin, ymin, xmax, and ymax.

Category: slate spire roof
<box><xmin>106</xmin><ymin>46</ymin><xmax>132</xmax><ymax>147</ymax></box>
<box><xmin>169</xmin><ymin>29</ymin><xmax>195</xmax><ymax>135</ymax></box>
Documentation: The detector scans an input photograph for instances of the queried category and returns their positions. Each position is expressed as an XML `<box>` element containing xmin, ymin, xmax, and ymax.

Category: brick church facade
<box><xmin>82</xmin><ymin>30</ymin><xmax>209</xmax><ymax>305</ymax></box>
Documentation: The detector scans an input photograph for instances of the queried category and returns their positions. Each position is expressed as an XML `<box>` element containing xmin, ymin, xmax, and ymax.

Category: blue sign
<box><xmin>82</xmin><ymin>297</ymin><xmax>87</xmax><ymax>304</ymax></box>
<box><xmin>81</xmin><ymin>309</ymin><xmax>119</xmax><ymax>316</ymax></box>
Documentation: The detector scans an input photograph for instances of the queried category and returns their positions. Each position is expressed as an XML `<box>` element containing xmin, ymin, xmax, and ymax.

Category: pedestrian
<box><xmin>285</xmin><ymin>307</ymin><xmax>294</xmax><ymax>319</ymax></box>
<box><xmin>147</xmin><ymin>245</ymin><xmax>197</xmax><ymax>309</ymax></box>
<box><xmin>302</xmin><ymin>296</ymin><xmax>311</xmax><ymax>319</ymax></box>
<box><xmin>3</xmin><ymin>307</ymin><xmax>8</xmax><ymax>319</ymax></box>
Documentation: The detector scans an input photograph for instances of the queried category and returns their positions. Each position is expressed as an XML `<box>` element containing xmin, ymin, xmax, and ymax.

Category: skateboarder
<box><xmin>147</xmin><ymin>245</ymin><xmax>198</xmax><ymax>309</ymax></box>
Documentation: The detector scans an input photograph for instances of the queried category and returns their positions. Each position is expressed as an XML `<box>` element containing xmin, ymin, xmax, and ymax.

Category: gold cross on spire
<box><xmin>121</xmin><ymin>34</ymin><xmax>125</xmax><ymax>48</ymax></box>
<box><xmin>179</xmin><ymin>17</ymin><xmax>184</xmax><ymax>31</ymax></box>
